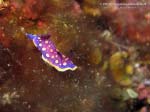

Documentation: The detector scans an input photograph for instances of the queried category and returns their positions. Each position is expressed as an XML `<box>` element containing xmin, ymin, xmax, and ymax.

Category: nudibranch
<box><xmin>25</xmin><ymin>33</ymin><xmax>77</xmax><ymax>72</ymax></box>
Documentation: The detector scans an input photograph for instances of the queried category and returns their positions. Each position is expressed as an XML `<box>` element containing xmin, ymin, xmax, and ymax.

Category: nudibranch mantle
<box><xmin>25</xmin><ymin>33</ymin><xmax>77</xmax><ymax>72</ymax></box>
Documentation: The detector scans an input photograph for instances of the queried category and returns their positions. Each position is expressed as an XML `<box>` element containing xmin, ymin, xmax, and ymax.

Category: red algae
<box><xmin>22</xmin><ymin>0</ymin><xmax>47</xmax><ymax>20</ymax></box>
<box><xmin>127</xmin><ymin>24</ymin><xmax>150</xmax><ymax>43</ymax></box>
<box><xmin>0</xmin><ymin>30</ymin><xmax>11</xmax><ymax>47</ymax></box>
<box><xmin>103</xmin><ymin>3</ymin><xmax>150</xmax><ymax>44</ymax></box>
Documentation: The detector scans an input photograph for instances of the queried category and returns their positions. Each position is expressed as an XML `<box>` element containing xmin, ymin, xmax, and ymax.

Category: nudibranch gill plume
<box><xmin>25</xmin><ymin>33</ymin><xmax>77</xmax><ymax>72</ymax></box>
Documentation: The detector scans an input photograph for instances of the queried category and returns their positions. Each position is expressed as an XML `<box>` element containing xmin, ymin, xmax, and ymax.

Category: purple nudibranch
<box><xmin>25</xmin><ymin>33</ymin><xmax>77</xmax><ymax>72</ymax></box>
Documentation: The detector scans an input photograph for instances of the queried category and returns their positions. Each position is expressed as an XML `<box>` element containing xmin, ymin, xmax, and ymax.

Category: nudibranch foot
<box><xmin>42</xmin><ymin>55</ymin><xmax>77</xmax><ymax>72</ymax></box>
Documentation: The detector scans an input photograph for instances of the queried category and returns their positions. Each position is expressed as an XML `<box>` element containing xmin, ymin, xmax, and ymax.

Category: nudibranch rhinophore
<box><xmin>25</xmin><ymin>33</ymin><xmax>77</xmax><ymax>72</ymax></box>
